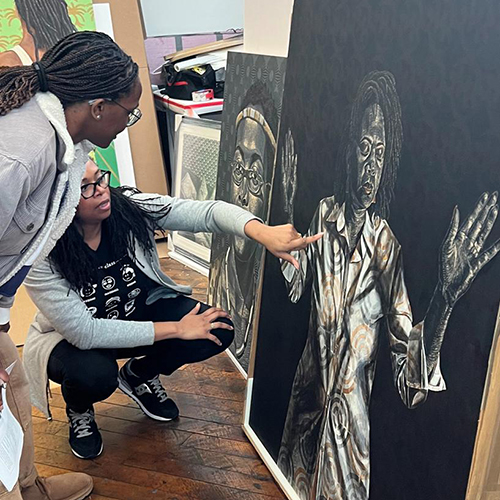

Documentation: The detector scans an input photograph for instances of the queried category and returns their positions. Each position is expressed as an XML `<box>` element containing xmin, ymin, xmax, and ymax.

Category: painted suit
<box><xmin>277</xmin><ymin>196</ymin><xmax>445</xmax><ymax>500</ymax></box>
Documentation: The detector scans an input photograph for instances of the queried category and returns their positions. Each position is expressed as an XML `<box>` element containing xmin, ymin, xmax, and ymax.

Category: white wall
<box><xmin>140</xmin><ymin>0</ymin><xmax>244</xmax><ymax>37</ymax></box>
<box><xmin>243</xmin><ymin>0</ymin><xmax>294</xmax><ymax>57</ymax></box>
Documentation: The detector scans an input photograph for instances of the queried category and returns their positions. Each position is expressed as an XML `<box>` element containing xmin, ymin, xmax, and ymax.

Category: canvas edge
<box><xmin>243</xmin><ymin>377</ymin><xmax>301</xmax><ymax>500</ymax></box>
<box><xmin>225</xmin><ymin>348</ymin><xmax>248</xmax><ymax>379</ymax></box>
<box><xmin>466</xmin><ymin>302</ymin><xmax>500</xmax><ymax>499</ymax></box>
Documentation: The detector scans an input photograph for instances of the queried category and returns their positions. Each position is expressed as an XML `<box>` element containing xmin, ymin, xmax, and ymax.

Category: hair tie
<box><xmin>32</xmin><ymin>62</ymin><xmax>49</xmax><ymax>92</ymax></box>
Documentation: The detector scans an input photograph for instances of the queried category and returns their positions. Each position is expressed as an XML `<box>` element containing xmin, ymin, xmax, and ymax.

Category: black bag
<box><xmin>161</xmin><ymin>63</ymin><xmax>216</xmax><ymax>100</ymax></box>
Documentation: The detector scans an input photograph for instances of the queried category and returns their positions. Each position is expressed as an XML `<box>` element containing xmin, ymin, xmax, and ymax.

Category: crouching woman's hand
<box><xmin>244</xmin><ymin>219</ymin><xmax>323</xmax><ymax>269</ymax></box>
<box><xmin>153</xmin><ymin>303</ymin><xmax>233</xmax><ymax>346</ymax></box>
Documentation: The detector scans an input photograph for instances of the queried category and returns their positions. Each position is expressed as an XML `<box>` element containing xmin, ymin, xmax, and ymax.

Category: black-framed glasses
<box><xmin>81</xmin><ymin>170</ymin><xmax>111</xmax><ymax>199</ymax></box>
<box><xmin>111</xmin><ymin>99</ymin><xmax>142</xmax><ymax>127</ymax></box>
<box><xmin>88</xmin><ymin>99</ymin><xmax>142</xmax><ymax>127</ymax></box>
<box><xmin>230</xmin><ymin>160</ymin><xmax>266</xmax><ymax>196</ymax></box>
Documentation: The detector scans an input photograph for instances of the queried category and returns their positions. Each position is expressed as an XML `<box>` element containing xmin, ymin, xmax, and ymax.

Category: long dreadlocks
<box><xmin>0</xmin><ymin>31</ymin><xmax>138</xmax><ymax>116</ymax></box>
<box><xmin>14</xmin><ymin>0</ymin><xmax>75</xmax><ymax>59</ymax></box>
<box><xmin>49</xmin><ymin>187</ymin><xmax>171</xmax><ymax>291</ymax></box>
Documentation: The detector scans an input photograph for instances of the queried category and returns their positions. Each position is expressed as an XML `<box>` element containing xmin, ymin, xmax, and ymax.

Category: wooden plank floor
<box><xmin>30</xmin><ymin>255</ymin><xmax>285</xmax><ymax>500</ymax></box>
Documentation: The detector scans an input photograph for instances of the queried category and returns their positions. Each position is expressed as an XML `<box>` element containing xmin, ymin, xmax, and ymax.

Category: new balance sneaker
<box><xmin>118</xmin><ymin>358</ymin><xmax>179</xmax><ymax>421</ymax></box>
<box><xmin>66</xmin><ymin>407</ymin><xmax>103</xmax><ymax>459</ymax></box>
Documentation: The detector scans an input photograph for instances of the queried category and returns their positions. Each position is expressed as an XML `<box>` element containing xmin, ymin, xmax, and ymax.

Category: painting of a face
<box><xmin>230</xmin><ymin>109</ymin><xmax>269</xmax><ymax>260</ymax></box>
<box><xmin>350</xmin><ymin>103</ymin><xmax>386</xmax><ymax>210</ymax></box>
<box><xmin>208</xmin><ymin>53</ymin><xmax>286</xmax><ymax>375</ymax></box>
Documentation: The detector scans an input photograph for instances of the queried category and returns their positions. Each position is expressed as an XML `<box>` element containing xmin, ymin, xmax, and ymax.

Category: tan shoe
<box><xmin>21</xmin><ymin>473</ymin><xmax>93</xmax><ymax>500</ymax></box>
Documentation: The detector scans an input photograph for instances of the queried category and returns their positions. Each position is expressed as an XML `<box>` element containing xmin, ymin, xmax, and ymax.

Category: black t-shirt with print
<box><xmin>78</xmin><ymin>227</ymin><xmax>157</xmax><ymax>321</ymax></box>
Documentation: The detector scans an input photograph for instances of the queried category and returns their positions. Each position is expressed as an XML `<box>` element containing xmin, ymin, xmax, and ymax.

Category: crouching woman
<box><xmin>22</xmin><ymin>158</ymin><xmax>320</xmax><ymax>459</ymax></box>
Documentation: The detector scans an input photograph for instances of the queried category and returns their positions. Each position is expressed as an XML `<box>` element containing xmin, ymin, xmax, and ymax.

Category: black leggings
<box><xmin>47</xmin><ymin>296</ymin><xmax>234</xmax><ymax>413</ymax></box>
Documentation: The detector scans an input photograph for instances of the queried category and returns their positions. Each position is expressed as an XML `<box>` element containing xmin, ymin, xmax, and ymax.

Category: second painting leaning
<box><xmin>208</xmin><ymin>52</ymin><xmax>287</xmax><ymax>374</ymax></box>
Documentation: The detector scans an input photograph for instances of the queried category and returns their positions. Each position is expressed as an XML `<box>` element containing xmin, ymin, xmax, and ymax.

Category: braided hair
<box><xmin>14</xmin><ymin>0</ymin><xmax>75</xmax><ymax>58</ymax></box>
<box><xmin>49</xmin><ymin>187</ymin><xmax>171</xmax><ymax>291</ymax></box>
<box><xmin>0</xmin><ymin>31</ymin><xmax>138</xmax><ymax>116</ymax></box>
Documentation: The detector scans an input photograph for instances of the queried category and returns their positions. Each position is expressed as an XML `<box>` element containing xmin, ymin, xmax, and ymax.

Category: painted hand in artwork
<box><xmin>281</xmin><ymin>129</ymin><xmax>298</xmax><ymax>225</ymax></box>
<box><xmin>439</xmin><ymin>191</ymin><xmax>500</xmax><ymax>307</ymax></box>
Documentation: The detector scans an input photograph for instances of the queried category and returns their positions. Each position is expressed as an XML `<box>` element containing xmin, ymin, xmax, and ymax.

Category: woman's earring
<box><xmin>97</xmin><ymin>115</ymin><xmax>102</xmax><ymax>120</ymax></box>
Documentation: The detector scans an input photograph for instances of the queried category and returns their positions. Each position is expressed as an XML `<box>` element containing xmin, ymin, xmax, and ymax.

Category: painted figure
<box><xmin>277</xmin><ymin>71</ymin><xmax>500</xmax><ymax>499</ymax></box>
<box><xmin>0</xmin><ymin>0</ymin><xmax>75</xmax><ymax>66</ymax></box>
<box><xmin>209</xmin><ymin>80</ymin><xmax>278</xmax><ymax>366</ymax></box>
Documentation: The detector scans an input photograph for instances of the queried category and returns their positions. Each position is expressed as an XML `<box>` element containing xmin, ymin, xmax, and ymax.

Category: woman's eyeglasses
<box><xmin>81</xmin><ymin>170</ymin><xmax>111</xmax><ymax>199</ymax></box>
<box><xmin>111</xmin><ymin>99</ymin><xmax>142</xmax><ymax>127</ymax></box>
<box><xmin>88</xmin><ymin>99</ymin><xmax>142</xmax><ymax>127</ymax></box>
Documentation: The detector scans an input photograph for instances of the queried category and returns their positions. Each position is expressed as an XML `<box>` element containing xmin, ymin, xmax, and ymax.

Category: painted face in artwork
<box><xmin>350</xmin><ymin>103</ymin><xmax>386</xmax><ymax>210</ymax></box>
<box><xmin>230</xmin><ymin>107</ymin><xmax>270</xmax><ymax>261</ymax></box>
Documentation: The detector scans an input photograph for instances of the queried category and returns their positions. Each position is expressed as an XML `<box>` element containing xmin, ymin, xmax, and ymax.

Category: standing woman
<box><xmin>0</xmin><ymin>31</ymin><xmax>142</xmax><ymax>500</ymax></box>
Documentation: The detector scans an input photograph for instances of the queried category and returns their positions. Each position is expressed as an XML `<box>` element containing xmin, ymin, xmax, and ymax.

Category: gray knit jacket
<box><xmin>22</xmin><ymin>193</ymin><xmax>257</xmax><ymax>417</ymax></box>
<box><xmin>0</xmin><ymin>91</ymin><xmax>93</xmax><ymax>315</ymax></box>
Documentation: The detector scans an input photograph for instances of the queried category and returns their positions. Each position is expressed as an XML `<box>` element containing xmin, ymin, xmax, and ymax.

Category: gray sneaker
<box><xmin>117</xmin><ymin>359</ymin><xmax>179</xmax><ymax>421</ymax></box>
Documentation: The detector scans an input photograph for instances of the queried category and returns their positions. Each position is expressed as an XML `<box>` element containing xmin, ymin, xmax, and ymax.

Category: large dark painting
<box><xmin>208</xmin><ymin>51</ymin><xmax>286</xmax><ymax>373</ymax></box>
<box><xmin>247</xmin><ymin>1</ymin><xmax>500</xmax><ymax>499</ymax></box>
